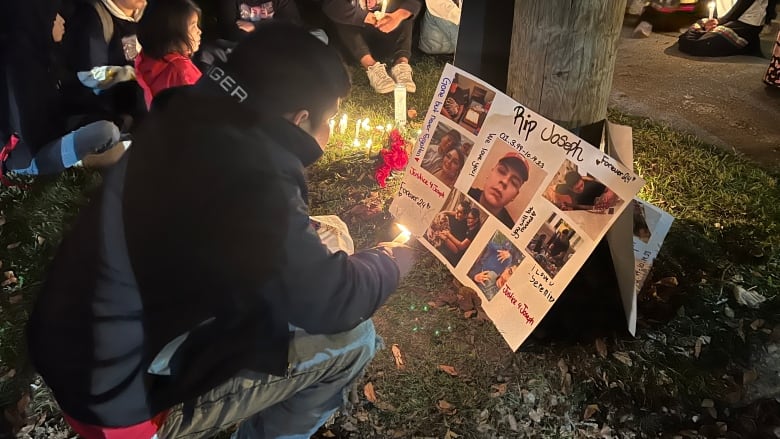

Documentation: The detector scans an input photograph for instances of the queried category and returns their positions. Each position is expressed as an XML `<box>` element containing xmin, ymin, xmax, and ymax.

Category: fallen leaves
<box><xmin>6</xmin><ymin>241</ymin><xmax>20</xmax><ymax>250</ymax></box>
<box><xmin>729</xmin><ymin>283</ymin><xmax>766</xmax><ymax>308</ymax></box>
<box><xmin>595</xmin><ymin>338</ymin><xmax>608</xmax><ymax>358</ymax></box>
<box><xmin>612</xmin><ymin>351</ymin><xmax>633</xmax><ymax>367</ymax></box>
<box><xmin>488</xmin><ymin>383</ymin><xmax>507</xmax><ymax>398</ymax></box>
<box><xmin>583</xmin><ymin>404</ymin><xmax>599</xmax><ymax>420</ymax></box>
<box><xmin>363</xmin><ymin>382</ymin><xmax>377</xmax><ymax>403</ymax></box>
<box><xmin>437</xmin><ymin>399</ymin><xmax>457</xmax><ymax>415</ymax></box>
<box><xmin>2</xmin><ymin>270</ymin><xmax>18</xmax><ymax>286</ymax></box>
<box><xmin>391</xmin><ymin>344</ymin><xmax>405</xmax><ymax>370</ymax></box>
<box><xmin>438</xmin><ymin>365</ymin><xmax>458</xmax><ymax>376</ymax></box>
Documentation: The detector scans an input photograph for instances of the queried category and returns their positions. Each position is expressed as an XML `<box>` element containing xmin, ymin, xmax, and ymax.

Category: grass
<box><xmin>1</xmin><ymin>55</ymin><xmax>778</xmax><ymax>437</ymax></box>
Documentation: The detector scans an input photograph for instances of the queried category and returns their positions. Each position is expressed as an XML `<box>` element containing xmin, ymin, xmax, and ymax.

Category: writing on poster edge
<box><xmin>408</xmin><ymin>167</ymin><xmax>445</xmax><ymax>199</ymax></box>
<box><xmin>501</xmin><ymin>284</ymin><xmax>535</xmax><ymax>325</ymax></box>
<box><xmin>596</xmin><ymin>155</ymin><xmax>638</xmax><ymax>183</ymax></box>
<box><xmin>398</xmin><ymin>180</ymin><xmax>432</xmax><ymax>209</ymax></box>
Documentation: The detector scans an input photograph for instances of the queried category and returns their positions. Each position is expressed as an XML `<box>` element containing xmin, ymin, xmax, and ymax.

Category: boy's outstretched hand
<box><xmin>376</xmin><ymin>242</ymin><xmax>416</xmax><ymax>277</ymax></box>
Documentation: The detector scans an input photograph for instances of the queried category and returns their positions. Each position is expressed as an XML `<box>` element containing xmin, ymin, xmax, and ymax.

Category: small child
<box><xmin>135</xmin><ymin>0</ymin><xmax>202</xmax><ymax>109</ymax></box>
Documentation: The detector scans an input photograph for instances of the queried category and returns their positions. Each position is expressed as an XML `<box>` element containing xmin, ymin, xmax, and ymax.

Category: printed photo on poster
<box><xmin>423</xmin><ymin>191</ymin><xmax>488</xmax><ymax>267</ymax></box>
<box><xmin>468</xmin><ymin>139</ymin><xmax>547</xmax><ymax>229</ymax></box>
<box><xmin>526</xmin><ymin>214</ymin><xmax>584</xmax><ymax>278</ymax></box>
<box><xmin>420</xmin><ymin>121</ymin><xmax>473</xmax><ymax>188</ymax></box>
<box><xmin>632</xmin><ymin>199</ymin><xmax>664</xmax><ymax>244</ymax></box>
<box><xmin>542</xmin><ymin>160</ymin><xmax>624</xmax><ymax>238</ymax></box>
<box><xmin>440</xmin><ymin>73</ymin><xmax>496</xmax><ymax>135</ymax></box>
<box><xmin>467</xmin><ymin>230</ymin><xmax>525</xmax><ymax>301</ymax></box>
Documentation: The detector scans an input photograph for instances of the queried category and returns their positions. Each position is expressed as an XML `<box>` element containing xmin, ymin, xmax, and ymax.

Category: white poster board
<box><xmin>390</xmin><ymin>64</ymin><xmax>646</xmax><ymax>350</ymax></box>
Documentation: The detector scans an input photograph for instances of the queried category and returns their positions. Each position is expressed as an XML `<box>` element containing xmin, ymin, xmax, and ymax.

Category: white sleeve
<box><xmin>425</xmin><ymin>0</ymin><xmax>461</xmax><ymax>24</ymax></box>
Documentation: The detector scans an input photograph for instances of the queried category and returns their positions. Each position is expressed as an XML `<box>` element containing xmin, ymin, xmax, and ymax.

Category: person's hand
<box><xmin>703</xmin><ymin>18</ymin><xmax>718</xmax><ymax>31</ymax></box>
<box><xmin>496</xmin><ymin>249</ymin><xmax>511</xmax><ymax>264</ymax></box>
<box><xmin>443</xmin><ymin>97</ymin><xmax>461</xmax><ymax>118</ymax></box>
<box><xmin>364</xmin><ymin>12</ymin><xmax>378</xmax><ymax>26</ymax></box>
<box><xmin>375</xmin><ymin>9</ymin><xmax>410</xmax><ymax>33</ymax></box>
<box><xmin>236</xmin><ymin>20</ymin><xmax>255</xmax><ymax>33</ymax></box>
<box><xmin>473</xmin><ymin>271</ymin><xmax>490</xmax><ymax>285</ymax></box>
<box><xmin>377</xmin><ymin>242</ymin><xmax>416</xmax><ymax>277</ymax></box>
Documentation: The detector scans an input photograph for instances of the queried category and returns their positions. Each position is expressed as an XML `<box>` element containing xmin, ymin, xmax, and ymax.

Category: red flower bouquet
<box><xmin>375</xmin><ymin>129</ymin><xmax>409</xmax><ymax>188</ymax></box>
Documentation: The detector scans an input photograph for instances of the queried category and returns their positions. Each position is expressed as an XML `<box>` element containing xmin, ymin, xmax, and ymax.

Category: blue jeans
<box><xmin>157</xmin><ymin>320</ymin><xmax>381</xmax><ymax>439</ymax></box>
<box><xmin>6</xmin><ymin>120</ymin><xmax>120</xmax><ymax>175</ymax></box>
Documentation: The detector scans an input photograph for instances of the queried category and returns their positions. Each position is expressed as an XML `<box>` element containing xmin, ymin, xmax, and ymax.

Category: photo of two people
<box><xmin>423</xmin><ymin>191</ymin><xmax>487</xmax><ymax>267</ymax></box>
<box><xmin>467</xmin><ymin>231</ymin><xmax>525</xmax><ymax>301</ymax></box>
<box><xmin>420</xmin><ymin>121</ymin><xmax>474</xmax><ymax>189</ymax></box>
<box><xmin>525</xmin><ymin>214</ymin><xmax>584</xmax><ymax>278</ymax></box>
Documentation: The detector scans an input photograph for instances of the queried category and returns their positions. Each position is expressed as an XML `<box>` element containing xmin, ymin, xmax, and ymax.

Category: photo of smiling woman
<box><xmin>432</xmin><ymin>147</ymin><xmax>465</xmax><ymax>188</ymax></box>
<box><xmin>467</xmin><ymin>138</ymin><xmax>547</xmax><ymax>229</ymax></box>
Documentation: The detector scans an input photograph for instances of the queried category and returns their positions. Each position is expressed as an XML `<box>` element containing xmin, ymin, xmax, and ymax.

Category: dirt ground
<box><xmin>611</xmin><ymin>19</ymin><xmax>780</xmax><ymax>171</ymax></box>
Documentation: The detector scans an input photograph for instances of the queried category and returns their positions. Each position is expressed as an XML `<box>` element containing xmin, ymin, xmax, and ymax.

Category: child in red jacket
<box><xmin>135</xmin><ymin>0</ymin><xmax>202</xmax><ymax>109</ymax></box>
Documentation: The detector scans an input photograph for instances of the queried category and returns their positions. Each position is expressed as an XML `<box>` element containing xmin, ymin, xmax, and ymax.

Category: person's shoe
<box><xmin>390</xmin><ymin>62</ymin><xmax>416</xmax><ymax>93</ymax></box>
<box><xmin>366</xmin><ymin>63</ymin><xmax>396</xmax><ymax>94</ymax></box>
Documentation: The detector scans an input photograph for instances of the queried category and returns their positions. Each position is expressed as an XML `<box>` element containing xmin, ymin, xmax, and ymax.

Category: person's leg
<box><xmin>332</xmin><ymin>21</ymin><xmax>395</xmax><ymax>93</ymax></box>
<box><xmin>388</xmin><ymin>19</ymin><xmax>416</xmax><ymax>92</ymax></box>
<box><xmin>157</xmin><ymin>320</ymin><xmax>380</xmax><ymax>439</ymax></box>
<box><xmin>6</xmin><ymin>120</ymin><xmax>120</xmax><ymax>175</ymax></box>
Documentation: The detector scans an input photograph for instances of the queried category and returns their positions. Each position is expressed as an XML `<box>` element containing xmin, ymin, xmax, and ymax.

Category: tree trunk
<box><xmin>506</xmin><ymin>1</ymin><xmax>627</xmax><ymax>129</ymax></box>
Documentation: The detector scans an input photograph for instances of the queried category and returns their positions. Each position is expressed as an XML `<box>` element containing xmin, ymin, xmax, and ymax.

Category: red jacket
<box><xmin>135</xmin><ymin>52</ymin><xmax>202</xmax><ymax>109</ymax></box>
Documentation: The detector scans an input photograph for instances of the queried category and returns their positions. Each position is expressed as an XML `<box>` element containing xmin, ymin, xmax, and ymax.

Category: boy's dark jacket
<box><xmin>27</xmin><ymin>85</ymin><xmax>400</xmax><ymax>427</ymax></box>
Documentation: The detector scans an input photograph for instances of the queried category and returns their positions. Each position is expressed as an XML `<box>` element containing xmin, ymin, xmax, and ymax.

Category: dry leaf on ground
<box><xmin>694</xmin><ymin>337</ymin><xmax>703</xmax><ymax>359</ymax></box>
<box><xmin>730</xmin><ymin>283</ymin><xmax>767</xmax><ymax>308</ymax></box>
<box><xmin>437</xmin><ymin>400</ymin><xmax>457</xmax><ymax>415</ymax></box>
<box><xmin>656</xmin><ymin>276</ymin><xmax>678</xmax><ymax>287</ymax></box>
<box><xmin>489</xmin><ymin>383</ymin><xmax>507</xmax><ymax>398</ymax></box>
<box><xmin>363</xmin><ymin>382</ymin><xmax>377</xmax><ymax>403</ymax></box>
<box><xmin>438</xmin><ymin>365</ymin><xmax>458</xmax><ymax>376</ymax></box>
<box><xmin>583</xmin><ymin>404</ymin><xmax>599</xmax><ymax>420</ymax></box>
<box><xmin>612</xmin><ymin>351</ymin><xmax>633</xmax><ymax>367</ymax></box>
<box><xmin>6</xmin><ymin>241</ymin><xmax>20</xmax><ymax>249</ymax></box>
<box><xmin>595</xmin><ymin>338</ymin><xmax>608</xmax><ymax>358</ymax></box>
<box><xmin>443</xmin><ymin>429</ymin><xmax>460</xmax><ymax>439</ymax></box>
<box><xmin>391</xmin><ymin>344</ymin><xmax>405</xmax><ymax>370</ymax></box>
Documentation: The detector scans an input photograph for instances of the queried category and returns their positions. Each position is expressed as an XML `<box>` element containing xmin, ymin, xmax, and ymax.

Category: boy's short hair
<box><xmin>213</xmin><ymin>22</ymin><xmax>351</xmax><ymax>126</ymax></box>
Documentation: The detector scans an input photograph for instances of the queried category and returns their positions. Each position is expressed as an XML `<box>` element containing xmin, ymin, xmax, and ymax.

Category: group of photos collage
<box><xmin>418</xmin><ymin>73</ymin><xmax>627</xmax><ymax>304</ymax></box>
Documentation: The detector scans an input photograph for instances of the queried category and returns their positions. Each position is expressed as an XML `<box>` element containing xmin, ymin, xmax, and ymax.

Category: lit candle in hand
<box><xmin>374</xmin><ymin>0</ymin><xmax>388</xmax><ymax>20</ymax></box>
<box><xmin>708</xmin><ymin>1</ymin><xmax>715</xmax><ymax>20</ymax></box>
<box><xmin>392</xmin><ymin>224</ymin><xmax>411</xmax><ymax>244</ymax></box>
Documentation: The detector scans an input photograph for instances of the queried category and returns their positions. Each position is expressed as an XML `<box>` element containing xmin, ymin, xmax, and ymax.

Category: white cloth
<box><xmin>99</xmin><ymin>0</ymin><xmax>145</xmax><ymax>22</ymax></box>
<box><xmin>425</xmin><ymin>0</ymin><xmax>461</xmax><ymax>25</ymax></box>
<box><xmin>738</xmin><ymin>0</ymin><xmax>768</xmax><ymax>26</ymax></box>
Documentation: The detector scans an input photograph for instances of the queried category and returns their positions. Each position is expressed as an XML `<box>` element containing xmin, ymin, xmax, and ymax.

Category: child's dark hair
<box><xmin>138</xmin><ymin>0</ymin><xmax>201</xmax><ymax>59</ymax></box>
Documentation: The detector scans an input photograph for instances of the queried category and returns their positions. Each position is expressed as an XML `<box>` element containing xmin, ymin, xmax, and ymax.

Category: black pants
<box><xmin>331</xmin><ymin>19</ymin><xmax>413</xmax><ymax>64</ymax></box>
<box><xmin>678</xmin><ymin>20</ymin><xmax>763</xmax><ymax>57</ymax></box>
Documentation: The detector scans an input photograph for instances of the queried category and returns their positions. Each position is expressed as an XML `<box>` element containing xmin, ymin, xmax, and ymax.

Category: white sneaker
<box><xmin>390</xmin><ymin>62</ymin><xmax>416</xmax><ymax>93</ymax></box>
<box><xmin>366</xmin><ymin>63</ymin><xmax>396</xmax><ymax>94</ymax></box>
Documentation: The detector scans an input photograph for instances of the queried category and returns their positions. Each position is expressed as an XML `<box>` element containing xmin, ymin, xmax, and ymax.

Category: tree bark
<box><xmin>506</xmin><ymin>1</ymin><xmax>627</xmax><ymax>129</ymax></box>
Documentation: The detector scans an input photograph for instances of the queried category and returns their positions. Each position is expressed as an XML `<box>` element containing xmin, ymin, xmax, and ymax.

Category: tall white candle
<box><xmin>339</xmin><ymin>114</ymin><xmax>348</xmax><ymax>135</ymax></box>
<box><xmin>328</xmin><ymin>119</ymin><xmax>335</xmax><ymax>135</ymax></box>
<box><xmin>354</xmin><ymin>119</ymin><xmax>361</xmax><ymax>141</ymax></box>
<box><xmin>394</xmin><ymin>83</ymin><xmax>407</xmax><ymax>126</ymax></box>
<box><xmin>380</xmin><ymin>0</ymin><xmax>388</xmax><ymax>14</ymax></box>
<box><xmin>708</xmin><ymin>1</ymin><xmax>715</xmax><ymax>20</ymax></box>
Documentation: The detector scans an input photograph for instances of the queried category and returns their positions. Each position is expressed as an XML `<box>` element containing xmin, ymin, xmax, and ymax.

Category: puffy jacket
<box><xmin>135</xmin><ymin>51</ymin><xmax>202</xmax><ymax>108</ymax></box>
<box><xmin>27</xmin><ymin>84</ymin><xmax>400</xmax><ymax>428</ymax></box>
